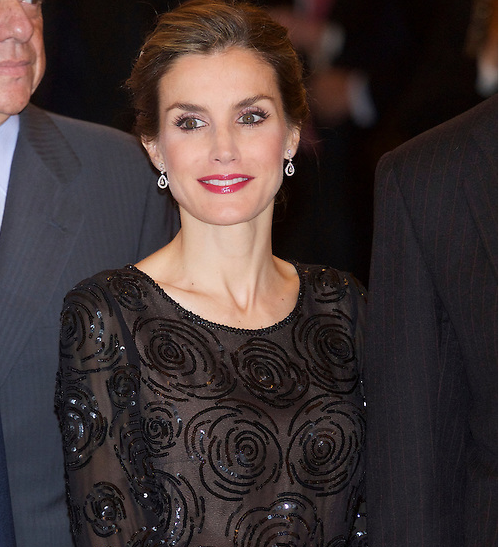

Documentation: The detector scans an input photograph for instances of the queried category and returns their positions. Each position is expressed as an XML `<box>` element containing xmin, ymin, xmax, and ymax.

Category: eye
<box><xmin>175</xmin><ymin>116</ymin><xmax>207</xmax><ymax>131</ymax></box>
<box><xmin>238</xmin><ymin>110</ymin><xmax>268</xmax><ymax>126</ymax></box>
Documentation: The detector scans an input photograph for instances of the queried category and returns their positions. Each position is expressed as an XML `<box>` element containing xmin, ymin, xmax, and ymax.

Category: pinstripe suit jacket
<box><xmin>365</xmin><ymin>96</ymin><xmax>497</xmax><ymax>547</ymax></box>
<box><xmin>0</xmin><ymin>415</ymin><xmax>16</xmax><ymax>547</ymax></box>
<box><xmin>0</xmin><ymin>105</ymin><xmax>178</xmax><ymax>547</ymax></box>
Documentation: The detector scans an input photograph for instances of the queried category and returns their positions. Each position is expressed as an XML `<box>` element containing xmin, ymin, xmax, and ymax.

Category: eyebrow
<box><xmin>236</xmin><ymin>95</ymin><xmax>276</xmax><ymax>109</ymax></box>
<box><xmin>165</xmin><ymin>95</ymin><xmax>276</xmax><ymax>114</ymax></box>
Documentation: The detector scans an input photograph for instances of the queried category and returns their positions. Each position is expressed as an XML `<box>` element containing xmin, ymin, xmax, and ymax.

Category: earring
<box><xmin>157</xmin><ymin>163</ymin><xmax>169</xmax><ymax>189</ymax></box>
<box><xmin>284</xmin><ymin>150</ymin><xmax>295</xmax><ymax>177</ymax></box>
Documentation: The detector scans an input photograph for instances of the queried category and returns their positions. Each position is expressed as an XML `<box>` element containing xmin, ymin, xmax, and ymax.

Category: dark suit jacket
<box><xmin>0</xmin><ymin>104</ymin><xmax>178</xmax><ymax>547</ymax></box>
<box><xmin>0</xmin><ymin>415</ymin><xmax>16</xmax><ymax>547</ymax></box>
<box><xmin>365</xmin><ymin>96</ymin><xmax>498</xmax><ymax>546</ymax></box>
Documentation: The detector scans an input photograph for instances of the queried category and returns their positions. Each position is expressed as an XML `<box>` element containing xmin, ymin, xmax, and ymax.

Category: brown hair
<box><xmin>127</xmin><ymin>0</ymin><xmax>309</xmax><ymax>142</ymax></box>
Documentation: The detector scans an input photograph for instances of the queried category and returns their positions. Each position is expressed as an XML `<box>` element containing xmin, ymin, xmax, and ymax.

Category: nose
<box><xmin>0</xmin><ymin>1</ymin><xmax>35</xmax><ymax>43</ymax></box>
<box><xmin>210</xmin><ymin>125</ymin><xmax>239</xmax><ymax>165</ymax></box>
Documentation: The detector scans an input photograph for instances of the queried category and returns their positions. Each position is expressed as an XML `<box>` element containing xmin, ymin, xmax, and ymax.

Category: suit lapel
<box><xmin>462</xmin><ymin>99</ymin><xmax>498</xmax><ymax>278</ymax></box>
<box><xmin>0</xmin><ymin>105</ymin><xmax>84</xmax><ymax>386</ymax></box>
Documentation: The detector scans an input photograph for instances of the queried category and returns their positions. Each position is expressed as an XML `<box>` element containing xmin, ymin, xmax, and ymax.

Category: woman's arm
<box><xmin>55</xmin><ymin>278</ymin><xmax>164</xmax><ymax>547</ymax></box>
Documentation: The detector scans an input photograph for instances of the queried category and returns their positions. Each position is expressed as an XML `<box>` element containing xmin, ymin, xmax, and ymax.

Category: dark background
<box><xmin>32</xmin><ymin>0</ymin><xmax>492</xmax><ymax>286</ymax></box>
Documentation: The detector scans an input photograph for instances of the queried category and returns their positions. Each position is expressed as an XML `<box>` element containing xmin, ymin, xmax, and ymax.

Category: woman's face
<box><xmin>144</xmin><ymin>47</ymin><xmax>300</xmax><ymax>227</ymax></box>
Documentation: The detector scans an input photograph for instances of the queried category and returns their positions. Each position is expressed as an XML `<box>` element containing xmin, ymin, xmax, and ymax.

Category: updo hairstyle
<box><xmin>127</xmin><ymin>0</ymin><xmax>309</xmax><ymax>142</ymax></box>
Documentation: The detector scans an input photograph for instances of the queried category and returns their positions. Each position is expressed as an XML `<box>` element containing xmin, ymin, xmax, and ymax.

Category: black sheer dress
<box><xmin>56</xmin><ymin>263</ymin><xmax>367</xmax><ymax>546</ymax></box>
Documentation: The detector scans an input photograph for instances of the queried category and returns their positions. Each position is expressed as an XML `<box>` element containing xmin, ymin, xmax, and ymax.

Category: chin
<box><xmin>181</xmin><ymin>196</ymin><xmax>274</xmax><ymax>227</ymax></box>
<box><xmin>201</xmin><ymin>208</ymin><xmax>263</xmax><ymax>227</ymax></box>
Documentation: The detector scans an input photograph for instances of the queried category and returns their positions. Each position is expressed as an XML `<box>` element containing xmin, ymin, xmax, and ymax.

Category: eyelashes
<box><xmin>174</xmin><ymin>115</ymin><xmax>206</xmax><ymax>130</ymax></box>
<box><xmin>237</xmin><ymin>109</ymin><xmax>269</xmax><ymax>126</ymax></box>
<box><xmin>173</xmin><ymin>108</ymin><xmax>270</xmax><ymax>131</ymax></box>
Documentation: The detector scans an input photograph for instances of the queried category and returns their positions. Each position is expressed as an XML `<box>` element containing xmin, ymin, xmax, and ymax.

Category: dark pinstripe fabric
<box><xmin>0</xmin><ymin>414</ymin><xmax>16</xmax><ymax>547</ymax></box>
<box><xmin>0</xmin><ymin>105</ymin><xmax>179</xmax><ymax>547</ymax></box>
<box><xmin>365</xmin><ymin>96</ymin><xmax>497</xmax><ymax>547</ymax></box>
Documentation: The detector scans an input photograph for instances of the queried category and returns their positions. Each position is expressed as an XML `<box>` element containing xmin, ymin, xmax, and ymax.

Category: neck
<box><xmin>175</xmin><ymin>206</ymin><xmax>275</xmax><ymax>291</ymax></box>
<box><xmin>136</xmin><ymin>204</ymin><xmax>299</xmax><ymax>329</ymax></box>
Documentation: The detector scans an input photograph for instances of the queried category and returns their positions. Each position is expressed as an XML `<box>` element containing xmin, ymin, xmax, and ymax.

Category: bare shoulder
<box><xmin>135</xmin><ymin>242</ymin><xmax>179</xmax><ymax>284</ymax></box>
<box><xmin>273</xmin><ymin>255</ymin><xmax>300</xmax><ymax>282</ymax></box>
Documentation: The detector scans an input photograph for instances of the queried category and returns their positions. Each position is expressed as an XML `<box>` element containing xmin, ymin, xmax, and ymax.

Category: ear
<box><xmin>141</xmin><ymin>138</ymin><xmax>164</xmax><ymax>171</ymax></box>
<box><xmin>285</xmin><ymin>126</ymin><xmax>301</xmax><ymax>158</ymax></box>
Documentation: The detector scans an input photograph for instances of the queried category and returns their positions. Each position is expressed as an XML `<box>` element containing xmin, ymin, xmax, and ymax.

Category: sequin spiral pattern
<box><xmin>56</xmin><ymin>263</ymin><xmax>367</xmax><ymax>547</ymax></box>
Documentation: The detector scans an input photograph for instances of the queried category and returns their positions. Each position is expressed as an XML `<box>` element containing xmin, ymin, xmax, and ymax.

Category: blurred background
<box><xmin>32</xmin><ymin>0</ymin><xmax>498</xmax><ymax>286</ymax></box>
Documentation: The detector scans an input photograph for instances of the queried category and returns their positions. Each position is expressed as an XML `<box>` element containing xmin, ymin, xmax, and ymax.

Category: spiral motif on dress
<box><xmin>325</xmin><ymin>538</ymin><xmax>347</xmax><ymax>547</ymax></box>
<box><xmin>113</xmin><ymin>414</ymin><xmax>190</xmax><ymax>523</ymax></box>
<box><xmin>232</xmin><ymin>338</ymin><xmax>309</xmax><ymax>407</ymax></box>
<box><xmin>108</xmin><ymin>270</ymin><xmax>148</xmax><ymax>311</ymax></box>
<box><xmin>126</xmin><ymin>472</ymin><xmax>202</xmax><ymax>547</ymax></box>
<box><xmin>141</xmin><ymin>400</ymin><xmax>182</xmax><ymax>457</ymax></box>
<box><xmin>127</xmin><ymin>526</ymin><xmax>173</xmax><ymax>547</ymax></box>
<box><xmin>293</xmin><ymin>312</ymin><xmax>357</xmax><ymax>393</ymax></box>
<box><xmin>127</xmin><ymin>527</ymin><xmax>168</xmax><ymax>547</ymax></box>
<box><xmin>58</xmin><ymin>382</ymin><xmax>107</xmax><ymax>469</ymax></box>
<box><xmin>83</xmin><ymin>482</ymin><xmax>126</xmax><ymax>538</ymax></box>
<box><xmin>286</xmin><ymin>396</ymin><xmax>365</xmax><ymax>495</ymax></box>
<box><xmin>60</xmin><ymin>285</ymin><xmax>125</xmax><ymax>373</ymax></box>
<box><xmin>113</xmin><ymin>415</ymin><xmax>154</xmax><ymax>493</ymax></box>
<box><xmin>107</xmin><ymin>364</ymin><xmax>141</xmax><ymax>409</ymax></box>
<box><xmin>133</xmin><ymin>317</ymin><xmax>235</xmax><ymax>399</ymax></box>
<box><xmin>307</xmin><ymin>267</ymin><xmax>347</xmax><ymax>303</ymax></box>
<box><xmin>234</xmin><ymin>494</ymin><xmax>323</xmax><ymax>547</ymax></box>
<box><xmin>185</xmin><ymin>401</ymin><xmax>282</xmax><ymax>500</ymax></box>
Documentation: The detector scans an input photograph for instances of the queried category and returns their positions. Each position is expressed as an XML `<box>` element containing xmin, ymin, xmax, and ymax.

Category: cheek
<box><xmin>251</xmin><ymin>131</ymin><xmax>288</xmax><ymax>167</ymax></box>
<box><xmin>161</xmin><ymin>140</ymin><xmax>192</xmax><ymax>179</ymax></box>
<box><xmin>33</xmin><ymin>54</ymin><xmax>46</xmax><ymax>92</ymax></box>
<box><xmin>31</xmin><ymin>31</ymin><xmax>46</xmax><ymax>92</ymax></box>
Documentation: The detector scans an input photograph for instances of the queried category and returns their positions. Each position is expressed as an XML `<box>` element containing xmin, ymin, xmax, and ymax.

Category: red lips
<box><xmin>197</xmin><ymin>174</ymin><xmax>253</xmax><ymax>194</ymax></box>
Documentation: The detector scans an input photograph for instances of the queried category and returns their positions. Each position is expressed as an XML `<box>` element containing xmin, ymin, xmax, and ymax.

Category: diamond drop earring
<box><xmin>157</xmin><ymin>163</ymin><xmax>169</xmax><ymax>189</ymax></box>
<box><xmin>284</xmin><ymin>150</ymin><xmax>295</xmax><ymax>177</ymax></box>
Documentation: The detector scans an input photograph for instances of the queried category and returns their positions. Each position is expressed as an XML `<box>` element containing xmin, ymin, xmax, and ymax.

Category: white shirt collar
<box><xmin>0</xmin><ymin>115</ymin><xmax>20</xmax><ymax>231</ymax></box>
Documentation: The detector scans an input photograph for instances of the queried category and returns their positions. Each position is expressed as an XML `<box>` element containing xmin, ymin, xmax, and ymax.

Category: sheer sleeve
<box><xmin>347</xmin><ymin>274</ymin><xmax>368</xmax><ymax>547</ymax></box>
<box><xmin>55</xmin><ymin>278</ymin><xmax>164</xmax><ymax>547</ymax></box>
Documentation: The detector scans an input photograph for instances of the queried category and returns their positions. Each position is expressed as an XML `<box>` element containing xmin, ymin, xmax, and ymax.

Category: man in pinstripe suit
<box><xmin>0</xmin><ymin>1</ymin><xmax>178</xmax><ymax>545</ymax></box>
<box><xmin>365</xmin><ymin>95</ymin><xmax>497</xmax><ymax>546</ymax></box>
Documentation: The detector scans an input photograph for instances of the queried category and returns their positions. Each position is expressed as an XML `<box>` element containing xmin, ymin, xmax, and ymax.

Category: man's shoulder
<box><xmin>21</xmin><ymin>104</ymin><xmax>145</xmax><ymax>154</ymax></box>
<box><xmin>18</xmin><ymin>104</ymin><xmax>154</xmax><ymax>177</ymax></box>
<box><xmin>380</xmin><ymin>96</ymin><xmax>497</xmax><ymax>171</ymax></box>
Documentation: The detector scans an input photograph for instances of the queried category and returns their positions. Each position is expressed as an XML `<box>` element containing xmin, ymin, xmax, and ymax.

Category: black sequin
<box><xmin>56</xmin><ymin>263</ymin><xmax>367</xmax><ymax>546</ymax></box>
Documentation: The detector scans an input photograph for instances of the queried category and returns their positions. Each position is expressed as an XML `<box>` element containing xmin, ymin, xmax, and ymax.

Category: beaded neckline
<box><xmin>125</xmin><ymin>261</ymin><xmax>306</xmax><ymax>335</ymax></box>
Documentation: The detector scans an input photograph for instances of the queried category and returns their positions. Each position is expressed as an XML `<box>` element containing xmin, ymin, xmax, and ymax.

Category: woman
<box><xmin>56</xmin><ymin>1</ymin><xmax>367</xmax><ymax>545</ymax></box>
